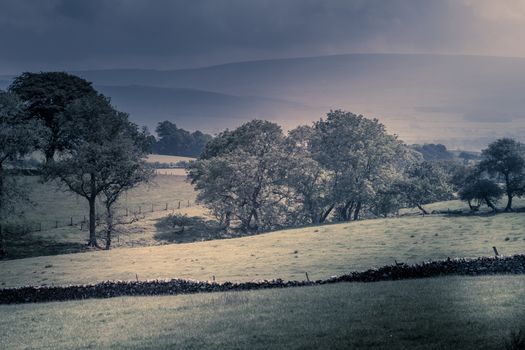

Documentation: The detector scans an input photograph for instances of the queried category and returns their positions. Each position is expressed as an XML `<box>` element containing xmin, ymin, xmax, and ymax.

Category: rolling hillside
<box><xmin>1</xmin><ymin>212</ymin><xmax>524</xmax><ymax>288</ymax></box>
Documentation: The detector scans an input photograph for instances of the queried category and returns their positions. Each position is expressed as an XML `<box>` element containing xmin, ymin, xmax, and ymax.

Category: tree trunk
<box><xmin>504</xmin><ymin>173</ymin><xmax>513</xmax><ymax>212</ymax></box>
<box><xmin>105</xmin><ymin>206</ymin><xmax>113</xmax><ymax>250</ymax></box>
<box><xmin>505</xmin><ymin>192</ymin><xmax>513</xmax><ymax>212</ymax></box>
<box><xmin>339</xmin><ymin>201</ymin><xmax>354</xmax><ymax>221</ymax></box>
<box><xmin>252</xmin><ymin>209</ymin><xmax>259</xmax><ymax>232</ymax></box>
<box><xmin>88</xmin><ymin>197</ymin><xmax>98</xmax><ymax>247</ymax></box>
<box><xmin>416</xmin><ymin>204</ymin><xmax>429</xmax><ymax>215</ymax></box>
<box><xmin>319</xmin><ymin>204</ymin><xmax>335</xmax><ymax>223</ymax></box>
<box><xmin>223</xmin><ymin>211</ymin><xmax>231</xmax><ymax>230</ymax></box>
<box><xmin>485</xmin><ymin>197</ymin><xmax>498</xmax><ymax>213</ymax></box>
<box><xmin>467</xmin><ymin>200</ymin><xmax>480</xmax><ymax>212</ymax></box>
<box><xmin>353</xmin><ymin>201</ymin><xmax>362</xmax><ymax>221</ymax></box>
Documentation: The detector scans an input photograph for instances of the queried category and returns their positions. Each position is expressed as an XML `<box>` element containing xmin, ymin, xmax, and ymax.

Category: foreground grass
<box><xmin>1</xmin><ymin>212</ymin><xmax>524</xmax><ymax>288</ymax></box>
<box><xmin>1</xmin><ymin>276</ymin><xmax>524</xmax><ymax>349</ymax></box>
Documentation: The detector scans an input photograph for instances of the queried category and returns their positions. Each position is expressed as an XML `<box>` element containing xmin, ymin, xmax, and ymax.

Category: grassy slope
<box><xmin>1</xmin><ymin>276</ymin><xmax>524</xmax><ymax>349</ymax></box>
<box><xmin>8</xmin><ymin>174</ymin><xmax>195</xmax><ymax>232</ymax></box>
<box><xmin>1</xmin><ymin>212</ymin><xmax>524</xmax><ymax>288</ymax></box>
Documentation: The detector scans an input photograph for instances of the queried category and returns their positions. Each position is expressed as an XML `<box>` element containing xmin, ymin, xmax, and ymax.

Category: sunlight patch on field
<box><xmin>1</xmin><ymin>213</ymin><xmax>524</xmax><ymax>288</ymax></box>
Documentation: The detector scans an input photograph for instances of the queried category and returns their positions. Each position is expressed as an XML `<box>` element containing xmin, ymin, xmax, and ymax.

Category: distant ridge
<box><xmin>2</xmin><ymin>53</ymin><xmax>525</xmax><ymax>149</ymax></box>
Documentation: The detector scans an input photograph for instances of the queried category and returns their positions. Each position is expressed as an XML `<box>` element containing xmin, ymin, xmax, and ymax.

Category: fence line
<box><xmin>3</xmin><ymin>199</ymin><xmax>196</xmax><ymax>235</ymax></box>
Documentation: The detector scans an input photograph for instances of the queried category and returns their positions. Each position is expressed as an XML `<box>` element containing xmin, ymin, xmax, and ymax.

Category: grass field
<box><xmin>146</xmin><ymin>154</ymin><xmax>195</xmax><ymax>164</ymax></box>
<box><xmin>1</xmin><ymin>212</ymin><xmax>524</xmax><ymax>288</ymax></box>
<box><xmin>1</xmin><ymin>275</ymin><xmax>524</xmax><ymax>349</ymax></box>
<box><xmin>12</xmin><ymin>174</ymin><xmax>195</xmax><ymax>230</ymax></box>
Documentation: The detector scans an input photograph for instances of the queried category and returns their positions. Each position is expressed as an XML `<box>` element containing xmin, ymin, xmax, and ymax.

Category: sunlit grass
<box><xmin>1</xmin><ymin>212</ymin><xmax>524</xmax><ymax>288</ymax></box>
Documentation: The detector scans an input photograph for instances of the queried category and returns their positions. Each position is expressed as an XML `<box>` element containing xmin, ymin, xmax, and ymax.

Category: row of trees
<box><xmin>1</xmin><ymin>72</ymin><xmax>152</xmax><ymax>255</ymax></box>
<box><xmin>189</xmin><ymin>112</ymin><xmax>525</xmax><ymax>233</ymax></box>
<box><xmin>188</xmin><ymin>112</ymin><xmax>454</xmax><ymax>232</ymax></box>
<box><xmin>153</xmin><ymin>121</ymin><xmax>212</xmax><ymax>157</ymax></box>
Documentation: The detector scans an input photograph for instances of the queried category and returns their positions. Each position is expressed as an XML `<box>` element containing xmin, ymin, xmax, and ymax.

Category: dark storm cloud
<box><xmin>0</xmin><ymin>0</ymin><xmax>506</xmax><ymax>72</ymax></box>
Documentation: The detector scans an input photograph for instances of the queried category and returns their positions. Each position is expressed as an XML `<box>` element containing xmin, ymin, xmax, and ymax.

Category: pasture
<box><xmin>1</xmin><ymin>275</ymin><xmax>524</xmax><ymax>349</ymax></box>
<box><xmin>3</xmin><ymin>173</ymin><xmax>196</xmax><ymax>258</ymax></box>
<box><xmin>146</xmin><ymin>154</ymin><xmax>195</xmax><ymax>164</ymax></box>
<box><xmin>1</xmin><ymin>212</ymin><xmax>524</xmax><ymax>288</ymax></box>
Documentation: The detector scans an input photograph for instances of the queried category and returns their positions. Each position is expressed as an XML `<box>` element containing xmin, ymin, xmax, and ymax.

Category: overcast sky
<box><xmin>1</xmin><ymin>0</ymin><xmax>525</xmax><ymax>73</ymax></box>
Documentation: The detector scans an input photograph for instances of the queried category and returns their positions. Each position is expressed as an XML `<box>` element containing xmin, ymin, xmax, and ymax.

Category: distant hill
<box><xmin>95</xmin><ymin>85</ymin><xmax>311</xmax><ymax>132</ymax></box>
<box><xmin>3</xmin><ymin>53</ymin><xmax>525</xmax><ymax>149</ymax></box>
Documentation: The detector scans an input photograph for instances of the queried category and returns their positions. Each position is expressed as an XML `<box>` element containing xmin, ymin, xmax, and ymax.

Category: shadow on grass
<box><xmin>2</xmin><ymin>232</ymin><xmax>88</xmax><ymax>260</ymax></box>
<box><xmin>431</xmin><ymin>206</ymin><xmax>525</xmax><ymax>217</ymax></box>
<box><xmin>153</xmin><ymin>215</ymin><xmax>226</xmax><ymax>243</ymax></box>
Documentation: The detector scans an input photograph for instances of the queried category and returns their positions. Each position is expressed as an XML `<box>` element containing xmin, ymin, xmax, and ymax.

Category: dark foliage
<box><xmin>8</xmin><ymin>72</ymin><xmax>97</xmax><ymax>160</ymax></box>
<box><xmin>412</xmin><ymin>143</ymin><xmax>453</xmax><ymax>162</ymax></box>
<box><xmin>154</xmin><ymin>121</ymin><xmax>212</xmax><ymax>157</ymax></box>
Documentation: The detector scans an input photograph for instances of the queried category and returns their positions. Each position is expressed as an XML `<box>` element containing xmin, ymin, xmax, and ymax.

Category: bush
<box><xmin>165</xmin><ymin>214</ymin><xmax>192</xmax><ymax>233</ymax></box>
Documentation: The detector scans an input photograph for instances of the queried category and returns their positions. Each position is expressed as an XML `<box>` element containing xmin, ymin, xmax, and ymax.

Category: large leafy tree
<box><xmin>0</xmin><ymin>91</ymin><xmax>41</xmax><ymax>257</ymax></box>
<box><xmin>479</xmin><ymin>138</ymin><xmax>525</xmax><ymax>212</ymax></box>
<box><xmin>8</xmin><ymin>72</ymin><xmax>97</xmax><ymax>161</ymax></box>
<box><xmin>459</xmin><ymin>175</ymin><xmax>503</xmax><ymax>213</ymax></box>
<box><xmin>309</xmin><ymin>110</ymin><xmax>405</xmax><ymax>220</ymax></box>
<box><xmin>395</xmin><ymin>161</ymin><xmax>453</xmax><ymax>214</ymax></box>
<box><xmin>189</xmin><ymin>120</ymin><xmax>287</xmax><ymax>232</ymax></box>
<box><xmin>44</xmin><ymin>94</ymin><xmax>152</xmax><ymax>247</ymax></box>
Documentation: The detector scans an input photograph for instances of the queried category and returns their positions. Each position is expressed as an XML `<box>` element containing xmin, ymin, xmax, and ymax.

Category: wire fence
<box><xmin>3</xmin><ymin>199</ymin><xmax>196</xmax><ymax>235</ymax></box>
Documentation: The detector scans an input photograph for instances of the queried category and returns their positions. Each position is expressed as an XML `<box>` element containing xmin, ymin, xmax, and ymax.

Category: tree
<box><xmin>99</xmin><ymin>138</ymin><xmax>153</xmax><ymax>249</ymax></box>
<box><xmin>9</xmin><ymin>72</ymin><xmax>97</xmax><ymax>161</ymax></box>
<box><xmin>188</xmin><ymin>120</ymin><xmax>287</xmax><ymax>232</ymax></box>
<box><xmin>459</xmin><ymin>177</ymin><xmax>503</xmax><ymax>212</ymax></box>
<box><xmin>396</xmin><ymin>161</ymin><xmax>453</xmax><ymax>214</ymax></box>
<box><xmin>0</xmin><ymin>91</ymin><xmax>41</xmax><ymax>257</ymax></box>
<box><xmin>411</xmin><ymin>144</ymin><xmax>453</xmax><ymax>162</ymax></box>
<box><xmin>44</xmin><ymin>94</ymin><xmax>151</xmax><ymax>247</ymax></box>
<box><xmin>479</xmin><ymin>138</ymin><xmax>525</xmax><ymax>211</ymax></box>
<box><xmin>309</xmin><ymin>110</ymin><xmax>405</xmax><ymax>221</ymax></box>
<box><xmin>154</xmin><ymin>121</ymin><xmax>212</xmax><ymax>157</ymax></box>
<box><xmin>282</xmin><ymin>126</ymin><xmax>334</xmax><ymax>224</ymax></box>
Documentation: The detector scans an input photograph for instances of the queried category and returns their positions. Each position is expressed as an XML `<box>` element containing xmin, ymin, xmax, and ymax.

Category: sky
<box><xmin>2</xmin><ymin>0</ymin><xmax>525</xmax><ymax>73</ymax></box>
<box><xmin>2</xmin><ymin>0</ymin><xmax>525</xmax><ymax>149</ymax></box>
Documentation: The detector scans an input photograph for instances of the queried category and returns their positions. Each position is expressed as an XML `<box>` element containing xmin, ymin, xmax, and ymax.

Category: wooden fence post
<box><xmin>493</xmin><ymin>246</ymin><xmax>499</xmax><ymax>257</ymax></box>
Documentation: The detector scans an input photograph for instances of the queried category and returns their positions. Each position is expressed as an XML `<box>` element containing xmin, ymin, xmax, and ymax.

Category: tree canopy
<box><xmin>479</xmin><ymin>138</ymin><xmax>525</xmax><ymax>211</ymax></box>
<box><xmin>8</xmin><ymin>72</ymin><xmax>97</xmax><ymax>161</ymax></box>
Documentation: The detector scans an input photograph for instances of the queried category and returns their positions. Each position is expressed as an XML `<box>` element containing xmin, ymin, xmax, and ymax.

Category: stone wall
<box><xmin>1</xmin><ymin>254</ymin><xmax>524</xmax><ymax>304</ymax></box>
